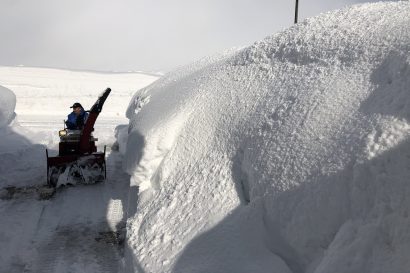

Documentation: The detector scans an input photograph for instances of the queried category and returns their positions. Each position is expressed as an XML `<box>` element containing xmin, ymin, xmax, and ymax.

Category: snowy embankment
<box><xmin>123</xmin><ymin>2</ymin><xmax>410</xmax><ymax>273</ymax></box>
<box><xmin>0</xmin><ymin>85</ymin><xmax>16</xmax><ymax>128</ymax></box>
<box><xmin>0</xmin><ymin>85</ymin><xmax>39</xmax><ymax>187</ymax></box>
<box><xmin>0</xmin><ymin>85</ymin><xmax>22</xmax><ymax>153</ymax></box>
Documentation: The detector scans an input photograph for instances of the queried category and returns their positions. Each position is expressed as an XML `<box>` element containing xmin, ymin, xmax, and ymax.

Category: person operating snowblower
<box><xmin>46</xmin><ymin>88</ymin><xmax>111</xmax><ymax>188</ymax></box>
<box><xmin>66</xmin><ymin>102</ymin><xmax>89</xmax><ymax>130</ymax></box>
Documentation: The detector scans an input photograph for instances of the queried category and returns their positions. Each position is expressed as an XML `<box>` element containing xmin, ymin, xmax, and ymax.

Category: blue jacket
<box><xmin>66</xmin><ymin>109</ymin><xmax>89</xmax><ymax>130</ymax></box>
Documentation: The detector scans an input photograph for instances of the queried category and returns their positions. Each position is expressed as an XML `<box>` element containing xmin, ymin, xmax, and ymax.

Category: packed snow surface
<box><xmin>124</xmin><ymin>2</ymin><xmax>410</xmax><ymax>273</ymax></box>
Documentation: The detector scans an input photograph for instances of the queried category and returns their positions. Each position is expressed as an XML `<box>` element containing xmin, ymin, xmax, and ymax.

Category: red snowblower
<box><xmin>46</xmin><ymin>88</ymin><xmax>111</xmax><ymax>187</ymax></box>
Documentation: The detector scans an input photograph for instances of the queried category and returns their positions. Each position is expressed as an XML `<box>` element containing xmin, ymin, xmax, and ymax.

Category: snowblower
<box><xmin>46</xmin><ymin>88</ymin><xmax>111</xmax><ymax>187</ymax></box>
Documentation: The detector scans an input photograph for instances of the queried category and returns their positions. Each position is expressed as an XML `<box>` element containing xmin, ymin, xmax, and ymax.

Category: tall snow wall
<box><xmin>124</xmin><ymin>2</ymin><xmax>410</xmax><ymax>273</ymax></box>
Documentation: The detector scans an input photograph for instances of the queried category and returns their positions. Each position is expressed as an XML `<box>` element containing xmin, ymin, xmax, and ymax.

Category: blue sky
<box><xmin>0</xmin><ymin>0</ymin><xmax>391</xmax><ymax>72</ymax></box>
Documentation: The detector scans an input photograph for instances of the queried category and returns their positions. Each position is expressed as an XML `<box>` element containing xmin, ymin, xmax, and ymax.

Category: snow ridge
<box><xmin>0</xmin><ymin>85</ymin><xmax>16</xmax><ymax>128</ymax></box>
<box><xmin>124</xmin><ymin>2</ymin><xmax>410</xmax><ymax>273</ymax></box>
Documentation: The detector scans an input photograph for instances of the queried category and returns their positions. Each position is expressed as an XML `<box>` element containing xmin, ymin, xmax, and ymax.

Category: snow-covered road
<box><xmin>0</xmin><ymin>103</ymin><xmax>133</xmax><ymax>273</ymax></box>
<box><xmin>0</xmin><ymin>146</ymin><xmax>131</xmax><ymax>273</ymax></box>
<box><xmin>33</xmin><ymin>150</ymin><xmax>129</xmax><ymax>273</ymax></box>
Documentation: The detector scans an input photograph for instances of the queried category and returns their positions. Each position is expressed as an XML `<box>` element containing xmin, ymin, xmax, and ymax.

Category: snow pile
<box><xmin>124</xmin><ymin>2</ymin><xmax>410</xmax><ymax>273</ymax></box>
<box><xmin>0</xmin><ymin>85</ymin><xmax>16</xmax><ymax>128</ymax></box>
<box><xmin>0</xmin><ymin>85</ymin><xmax>47</xmax><ymax>188</ymax></box>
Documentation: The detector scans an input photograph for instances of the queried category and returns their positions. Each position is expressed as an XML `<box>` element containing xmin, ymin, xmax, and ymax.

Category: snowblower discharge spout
<box><xmin>46</xmin><ymin>88</ymin><xmax>111</xmax><ymax>187</ymax></box>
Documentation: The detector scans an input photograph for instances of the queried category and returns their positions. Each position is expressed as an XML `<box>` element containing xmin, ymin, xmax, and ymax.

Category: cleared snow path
<box><xmin>0</xmin><ymin>149</ymin><xmax>130</xmax><ymax>273</ymax></box>
<box><xmin>33</xmin><ymin>150</ymin><xmax>129</xmax><ymax>273</ymax></box>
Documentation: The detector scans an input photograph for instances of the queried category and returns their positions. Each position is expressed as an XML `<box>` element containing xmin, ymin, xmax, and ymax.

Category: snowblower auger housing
<box><xmin>46</xmin><ymin>88</ymin><xmax>111</xmax><ymax>187</ymax></box>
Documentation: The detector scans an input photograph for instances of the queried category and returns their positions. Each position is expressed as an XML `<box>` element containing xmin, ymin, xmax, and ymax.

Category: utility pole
<box><xmin>294</xmin><ymin>0</ymin><xmax>299</xmax><ymax>24</ymax></box>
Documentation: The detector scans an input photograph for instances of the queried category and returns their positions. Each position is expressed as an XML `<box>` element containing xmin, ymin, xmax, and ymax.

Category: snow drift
<box><xmin>124</xmin><ymin>2</ymin><xmax>410</xmax><ymax>273</ymax></box>
<box><xmin>0</xmin><ymin>85</ymin><xmax>16</xmax><ymax>128</ymax></box>
<box><xmin>0</xmin><ymin>85</ymin><xmax>46</xmax><ymax>188</ymax></box>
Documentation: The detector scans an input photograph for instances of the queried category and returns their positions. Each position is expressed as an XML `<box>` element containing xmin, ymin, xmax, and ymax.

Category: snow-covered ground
<box><xmin>1</xmin><ymin>2</ymin><xmax>410</xmax><ymax>273</ymax></box>
<box><xmin>0</xmin><ymin>67</ymin><xmax>159</xmax><ymax>188</ymax></box>
<box><xmin>0</xmin><ymin>68</ymin><xmax>159</xmax><ymax>272</ymax></box>
<box><xmin>122</xmin><ymin>2</ymin><xmax>410</xmax><ymax>273</ymax></box>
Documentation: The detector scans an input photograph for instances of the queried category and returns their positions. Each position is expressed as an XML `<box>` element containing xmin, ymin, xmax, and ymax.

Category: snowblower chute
<box><xmin>46</xmin><ymin>88</ymin><xmax>111</xmax><ymax>187</ymax></box>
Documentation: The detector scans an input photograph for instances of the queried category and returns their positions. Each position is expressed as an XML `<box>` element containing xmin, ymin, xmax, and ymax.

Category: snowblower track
<box><xmin>15</xmin><ymin>151</ymin><xmax>130</xmax><ymax>273</ymax></box>
<box><xmin>34</xmin><ymin>224</ymin><xmax>123</xmax><ymax>273</ymax></box>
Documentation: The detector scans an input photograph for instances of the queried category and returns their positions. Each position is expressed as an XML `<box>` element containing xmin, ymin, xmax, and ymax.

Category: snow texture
<box><xmin>124</xmin><ymin>2</ymin><xmax>410</xmax><ymax>273</ymax></box>
<box><xmin>0</xmin><ymin>85</ymin><xmax>16</xmax><ymax>128</ymax></box>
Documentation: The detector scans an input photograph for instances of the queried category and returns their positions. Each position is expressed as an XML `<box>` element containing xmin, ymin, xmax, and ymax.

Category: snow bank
<box><xmin>0</xmin><ymin>85</ymin><xmax>43</xmax><ymax>188</ymax></box>
<box><xmin>124</xmin><ymin>2</ymin><xmax>410</xmax><ymax>273</ymax></box>
<box><xmin>0</xmin><ymin>85</ymin><xmax>16</xmax><ymax>128</ymax></box>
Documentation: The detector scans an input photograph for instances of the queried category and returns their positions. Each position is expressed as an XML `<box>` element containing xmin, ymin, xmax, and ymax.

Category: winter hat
<box><xmin>70</xmin><ymin>102</ymin><xmax>83</xmax><ymax>108</ymax></box>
